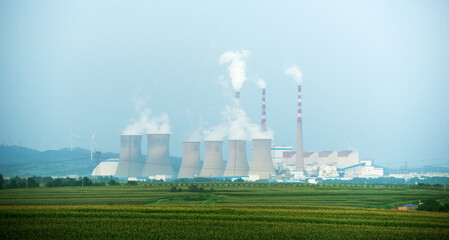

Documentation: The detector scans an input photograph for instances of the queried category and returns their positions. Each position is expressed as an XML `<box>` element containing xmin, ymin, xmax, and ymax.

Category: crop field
<box><xmin>1</xmin><ymin>185</ymin><xmax>448</xmax><ymax>239</ymax></box>
<box><xmin>1</xmin><ymin>205</ymin><xmax>448</xmax><ymax>239</ymax></box>
<box><xmin>0</xmin><ymin>184</ymin><xmax>448</xmax><ymax>208</ymax></box>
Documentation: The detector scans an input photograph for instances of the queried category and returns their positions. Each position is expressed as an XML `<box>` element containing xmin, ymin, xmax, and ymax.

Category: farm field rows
<box><xmin>1</xmin><ymin>185</ymin><xmax>448</xmax><ymax>239</ymax></box>
<box><xmin>1</xmin><ymin>185</ymin><xmax>448</xmax><ymax>208</ymax></box>
<box><xmin>1</xmin><ymin>205</ymin><xmax>448</xmax><ymax>239</ymax></box>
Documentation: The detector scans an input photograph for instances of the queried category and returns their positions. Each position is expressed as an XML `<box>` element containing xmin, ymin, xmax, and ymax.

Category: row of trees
<box><xmin>418</xmin><ymin>199</ymin><xmax>449</xmax><ymax>212</ymax></box>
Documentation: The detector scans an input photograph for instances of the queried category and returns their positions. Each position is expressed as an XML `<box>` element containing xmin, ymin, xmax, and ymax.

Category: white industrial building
<box><xmin>91</xmin><ymin>159</ymin><xmax>119</xmax><ymax>176</ymax></box>
<box><xmin>339</xmin><ymin>160</ymin><xmax>383</xmax><ymax>178</ymax></box>
<box><xmin>271</xmin><ymin>146</ymin><xmax>383</xmax><ymax>179</ymax></box>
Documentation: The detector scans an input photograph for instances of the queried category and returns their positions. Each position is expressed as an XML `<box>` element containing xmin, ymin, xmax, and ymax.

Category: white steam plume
<box><xmin>203</xmin><ymin>105</ymin><xmax>274</xmax><ymax>141</ymax></box>
<box><xmin>284</xmin><ymin>65</ymin><xmax>303</xmax><ymax>85</ymax></box>
<box><xmin>122</xmin><ymin>100</ymin><xmax>171</xmax><ymax>135</ymax></box>
<box><xmin>257</xmin><ymin>78</ymin><xmax>266</xmax><ymax>89</ymax></box>
<box><xmin>219</xmin><ymin>50</ymin><xmax>250</xmax><ymax>92</ymax></box>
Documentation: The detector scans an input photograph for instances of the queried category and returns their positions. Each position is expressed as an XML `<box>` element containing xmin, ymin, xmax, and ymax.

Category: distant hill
<box><xmin>0</xmin><ymin>145</ymin><xmax>182</xmax><ymax>177</ymax></box>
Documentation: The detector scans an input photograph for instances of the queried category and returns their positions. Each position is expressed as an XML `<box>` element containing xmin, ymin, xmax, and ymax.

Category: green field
<box><xmin>1</xmin><ymin>185</ymin><xmax>448</xmax><ymax>239</ymax></box>
<box><xmin>0</xmin><ymin>184</ymin><xmax>448</xmax><ymax>208</ymax></box>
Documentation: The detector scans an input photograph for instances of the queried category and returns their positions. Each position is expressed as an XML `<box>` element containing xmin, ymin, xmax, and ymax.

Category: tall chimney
<box><xmin>224</xmin><ymin>140</ymin><xmax>249</xmax><ymax>177</ymax></box>
<box><xmin>200</xmin><ymin>141</ymin><xmax>225</xmax><ymax>177</ymax></box>
<box><xmin>115</xmin><ymin>135</ymin><xmax>144</xmax><ymax>178</ymax></box>
<box><xmin>177</xmin><ymin>141</ymin><xmax>202</xmax><ymax>178</ymax></box>
<box><xmin>141</xmin><ymin>134</ymin><xmax>174</xmax><ymax>177</ymax></box>
<box><xmin>249</xmin><ymin>139</ymin><xmax>275</xmax><ymax>179</ymax></box>
<box><xmin>261</xmin><ymin>88</ymin><xmax>266</xmax><ymax>131</ymax></box>
<box><xmin>296</xmin><ymin>85</ymin><xmax>304</xmax><ymax>172</ymax></box>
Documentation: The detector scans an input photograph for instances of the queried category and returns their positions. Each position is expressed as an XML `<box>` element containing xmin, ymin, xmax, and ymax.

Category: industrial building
<box><xmin>115</xmin><ymin>135</ymin><xmax>144</xmax><ymax>178</ymax></box>
<box><xmin>90</xmin><ymin>67</ymin><xmax>382</xmax><ymax>181</ymax></box>
<box><xmin>271</xmin><ymin>146</ymin><xmax>383</xmax><ymax>179</ymax></box>
<box><xmin>177</xmin><ymin>141</ymin><xmax>202</xmax><ymax>178</ymax></box>
<box><xmin>141</xmin><ymin>134</ymin><xmax>174</xmax><ymax>177</ymax></box>
<box><xmin>91</xmin><ymin>159</ymin><xmax>119</xmax><ymax>176</ymax></box>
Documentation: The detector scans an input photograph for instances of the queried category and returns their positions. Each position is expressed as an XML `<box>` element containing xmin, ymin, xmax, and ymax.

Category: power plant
<box><xmin>224</xmin><ymin>140</ymin><xmax>249</xmax><ymax>177</ymax></box>
<box><xmin>295</xmin><ymin>85</ymin><xmax>304</xmax><ymax>173</ymax></box>
<box><xmin>115</xmin><ymin>135</ymin><xmax>144</xmax><ymax>178</ymax></box>
<box><xmin>90</xmin><ymin>58</ymin><xmax>384</xmax><ymax>182</ymax></box>
<box><xmin>141</xmin><ymin>134</ymin><xmax>174</xmax><ymax>177</ymax></box>
<box><xmin>177</xmin><ymin>141</ymin><xmax>202</xmax><ymax>178</ymax></box>
<box><xmin>200</xmin><ymin>141</ymin><xmax>225</xmax><ymax>177</ymax></box>
<box><xmin>249</xmin><ymin>139</ymin><xmax>275</xmax><ymax>179</ymax></box>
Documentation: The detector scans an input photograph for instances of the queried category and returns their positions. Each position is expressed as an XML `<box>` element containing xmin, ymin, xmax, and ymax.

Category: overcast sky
<box><xmin>1</xmin><ymin>0</ymin><xmax>448</xmax><ymax>168</ymax></box>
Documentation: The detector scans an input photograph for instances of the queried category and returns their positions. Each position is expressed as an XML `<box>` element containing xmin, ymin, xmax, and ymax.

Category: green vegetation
<box><xmin>418</xmin><ymin>199</ymin><xmax>449</xmax><ymax>212</ymax></box>
<box><xmin>1</xmin><ymin>184</ymin><xmax>448</xmax><ymax>239</ymax></box>
<box><xmin>1</xmin><ymin>205</ymin><xmax>448</xmax><ymax>239</ymax></box>
<box><xmin>0</xmin><ymin>184</ymin><xmax>448</xmax><ymax>208</ymax></box>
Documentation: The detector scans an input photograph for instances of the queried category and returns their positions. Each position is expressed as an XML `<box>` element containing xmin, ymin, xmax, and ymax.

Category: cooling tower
<box><xmin>249</xmin><ymin>139</ymin><xmax>275</xmax><ymax>179</ymax></box>
<box><xmin>177</xmin><ymin>141</ymin><xmax>202</xmax><ymax>178</ymax></box>
<box><xmin>296</xmin><ymin>85</ymin><xmax>304</xmax><ymax>172</ymax></box>
<box><xmin>141</xmin><ymin>134</ymin><xmax>174</xmax><ymax>177</ymax></box>
<box><xmin>200</xmin><ymin>141</ymin><xmax>225</xmax><ymax>177</ymax></box>
<box><xmin>261</xmin><ymin>88</ymin><xmax>266</xmax><ymax>131</ymax></box>
<box><xmin>224</xmin><ymin>140</ymin><xmax>249</xmax><ymax>177</ymax></box>
<box><xmin>115</xmin><ymin>135</ymin><xmax>144</xmax><ymax>178</ymax></box>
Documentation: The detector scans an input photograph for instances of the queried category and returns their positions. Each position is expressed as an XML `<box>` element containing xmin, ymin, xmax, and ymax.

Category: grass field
<box><xmin>1</xmin><ymin>185</ymin><xmax>448</xmax><ymax>239</ymax></box>
<box><xmin>0</xmin><ymin>184</ymin><xmax>448</xmax><ymax>208</ymax></box>
<box><xmin>1</xmin><ymin>205</ymin><xmax>448</xmax><ymax>239</ymax></box>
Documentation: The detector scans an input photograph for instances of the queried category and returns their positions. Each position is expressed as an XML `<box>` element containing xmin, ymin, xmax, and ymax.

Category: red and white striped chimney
<box><xmin>261</xmin><ymin>88</ymin><xmax>266</xmax><ymax>131</ymax></box>
<box><xmin>296</xmin><ymin>85</ymin><xmax>304</xmax><ymax>172</ymax></box>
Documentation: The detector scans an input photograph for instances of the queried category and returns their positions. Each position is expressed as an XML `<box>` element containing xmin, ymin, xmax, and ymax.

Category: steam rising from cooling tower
<box><xmin>285</xmin><ymin>65</ymin><xmax>304</xmax><ymax>172</ymax></box>
<box><xmin>204</xmin><ymin>51</ymin><xmax>273</xmax><ymax>141</ymax></box>
<box><xmin>141</xmin><ymin>134</ymin><xmax>174</xmax><ymax>177</ymax></box>
<box><xmin>178</xmin><ymin>141</ymin><xmax>202</xmax><ymax>178</ymax></box>
<box><xmin>115</xmin><ymin>135</ymin><xmax>144</xmax><ymax>178</ymax></box>
<box><xmin>203</xmin><ymin>106</ymin><xmax>274</xmax><ymax>141</ymax></box>
<box><xmin>122</xmin><ymin>100</ymin><xmax>170</xmax><ymax>135</ymax></box>
<box><xmin>200</xmin><ymin>141</ymin><xmax>225</xmax><ymax>177</ymax></box>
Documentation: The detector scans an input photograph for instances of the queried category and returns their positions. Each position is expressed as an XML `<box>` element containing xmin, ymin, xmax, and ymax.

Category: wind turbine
<box><xmin>91</xmin><ymin>132</ymin><xmax>97</xmax><ymax>160</ymax></box>
<box><xmin>68</xmin><ymin>128</ymin><xmax>80</xmax><ymax>151</ymax></box>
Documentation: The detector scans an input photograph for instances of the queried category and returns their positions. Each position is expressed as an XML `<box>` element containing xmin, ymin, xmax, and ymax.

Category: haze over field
<box><xmin>0</xmin><ymin>0</ymin><xmax>448</xmax><ymax>168</ymax></box>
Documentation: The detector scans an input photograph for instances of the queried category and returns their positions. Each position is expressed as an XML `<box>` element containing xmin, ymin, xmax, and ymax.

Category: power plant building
<box><xmin>178</xmin><ymin>141</ymin><xmax>202</xmax><ymax>178</ymax></box>
<box><xmin>141</xmin><ymin>134</ymin><xmax>174</xmax><ymax>177</ymax></box>
<box><xmin>249</xmin><ymin>139</ymin><xmax>275</xmax><ymax>179</ymax></box>
<box><xmin>224</xmin><ymin>140</ymin><xmax>249</xmax><ymax>177</ymax></box>
<box><xmin>91</xmin><ymin>159</ymin><xmax>119</xmax><ymax>176</ymax></box>
<box><xmin>115</xmin><ymin>135</ymin><xmax>144</xmax><ymax>178</ymax></box>
<box><xmin>200</xmin><ymin>141</ymin><xmax>225</xmax><ymax>177</ymax></box>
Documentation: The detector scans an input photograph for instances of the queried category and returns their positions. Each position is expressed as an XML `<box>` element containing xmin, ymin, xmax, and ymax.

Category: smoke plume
<box><xmin>284</xmin><ymin>65</ymin><xmax>303</xmax><ymax>85</ymax></box>
<box><xmin>257</xmin><ymin>78</ymin><xmax>266</xmax><ymax>89</ymax></box>
<box><xmin>122</xmin><ymin>100</ymin><xmax>171</xmax><ymax>135</ymax></box>
<box><xmin>219</xmin><ymin>50</ymin><xmax>250</xmax><ymax>91</ymax></box>
<box><xmin>203</xmin><ymin>105</ymin><xmax>274</xmax><ymax>141</ymax></box>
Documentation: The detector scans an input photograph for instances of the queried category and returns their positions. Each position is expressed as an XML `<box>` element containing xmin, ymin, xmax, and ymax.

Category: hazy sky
<box><xmin>1</xmin><ymin>0</ymin><xmax>448</xmax><ymax>168</ymax></box>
